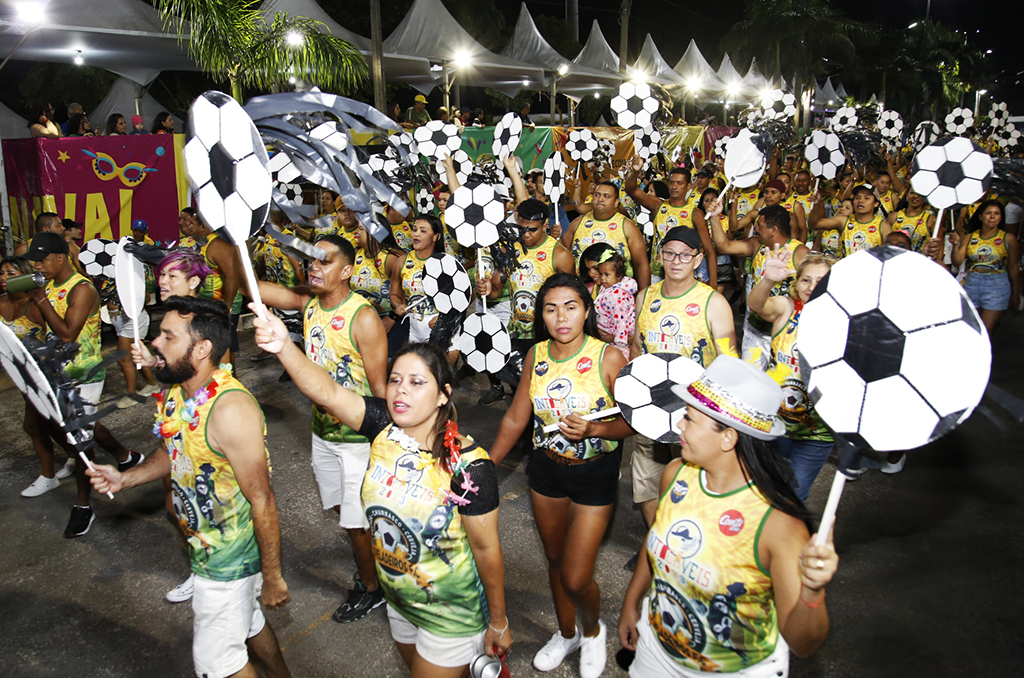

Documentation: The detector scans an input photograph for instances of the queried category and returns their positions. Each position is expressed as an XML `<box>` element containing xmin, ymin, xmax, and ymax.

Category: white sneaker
<box><xmin>117</xmin><ymin>396</ymin><xmax>139</xmax><ymax>409</ymax></box>
<box><xmin>880</xmin><ymin>455</ymin><xmax>907</xmax><ymax>474</ymax></box>
<box><xmin>21</xmin><ymin>475</ymin><xmax>60</xmax><ymax>497</ymax></box>
<box><xmin>533</xmin><ymin>628</ymin><xmax>582</xmax><ymax>671</ymax></box>
<box><xmin>138</xmin><ymin>384</ymin><xmax>160</xmax><ymax>397</ymax></box>
<box><xmin>166</xmin><ymin>573</ymin><xmax>195</xmax><ymax>603</ymax></box>
<box><xmin>55</xmin><ymin>459</ymin><xmax>75</xmax><ymax>480</ymax></box>
<box><xmin>579</xmin><ymin>620</ymin><xmax>607</xmax><ymax>678</ymax></box>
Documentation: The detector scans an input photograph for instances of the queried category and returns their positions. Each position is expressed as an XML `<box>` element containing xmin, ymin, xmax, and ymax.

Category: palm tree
<box><xmin>154</xmin><ymin>0</ymin><xmax>367</xmax><ymax>102</ymax></box>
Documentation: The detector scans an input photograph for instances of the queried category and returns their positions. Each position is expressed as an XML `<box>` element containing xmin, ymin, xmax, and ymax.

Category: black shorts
<box><xmin>229</xmin><ymin>312</ymin><xmax>240</xmax><ymax>353</ymax></box>
<box><xmin>527</xmin><ymin>447</ymin><xmax>621</xmax><ymax>506</ymax></box>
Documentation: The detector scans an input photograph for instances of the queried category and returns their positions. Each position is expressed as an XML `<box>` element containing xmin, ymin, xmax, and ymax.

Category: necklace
<box><xmin>153</xmin><ymin>364</ymin><xmax>232</xmax><ymax>438</ymax></box>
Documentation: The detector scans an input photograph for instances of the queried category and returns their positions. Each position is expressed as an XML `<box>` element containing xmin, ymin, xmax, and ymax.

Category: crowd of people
<box><xmin>27</xmin><ymin>100</ymin><xmax>177</xmax><ymax>139</ymax></box>
<box><xmin>2</xmin><ymin>124</ymin><xmax>1019</xmax><ymax>678</ymax></box>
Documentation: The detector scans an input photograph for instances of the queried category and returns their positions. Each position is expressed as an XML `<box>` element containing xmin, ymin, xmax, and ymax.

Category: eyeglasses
<box><xmin>661</xmin><ymin>250</ymin><xmax>697</xmax><ymax>263</ymax></box>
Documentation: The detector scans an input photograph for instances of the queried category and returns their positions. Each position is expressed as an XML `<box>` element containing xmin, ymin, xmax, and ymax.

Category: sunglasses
<box><xmin>518</xmin><ymin>225</ymin><xmax>543</xmax><ymax>233</ymax></box>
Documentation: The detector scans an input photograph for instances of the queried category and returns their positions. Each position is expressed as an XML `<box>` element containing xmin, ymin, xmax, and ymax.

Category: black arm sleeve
<box><xmin>358</xmin><ymin>396</ymin><xmax>392</xmax><ymax>441</ymax></box>
<box><xmin>451</xmin><ymin>457</ymin><xmax>499</xmax><ymax>516</ymax></box>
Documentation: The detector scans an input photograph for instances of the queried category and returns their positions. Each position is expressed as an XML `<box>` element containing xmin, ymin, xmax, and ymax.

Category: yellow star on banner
<box><xmin>57</xmin><ymin>150</ymin><xmax>70</xmax><ymax>163</ymax></box>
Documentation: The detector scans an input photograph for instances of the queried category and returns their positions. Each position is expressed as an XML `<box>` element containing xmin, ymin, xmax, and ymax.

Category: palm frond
<box><xmin>248</xmin><ymin>14</ymin><xmax>367</xmax><ymax>94</ymax></box>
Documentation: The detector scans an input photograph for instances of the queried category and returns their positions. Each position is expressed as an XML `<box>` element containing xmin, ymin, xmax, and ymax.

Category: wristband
<box><xmin>803</xmin><ymin>589</ymin><xmax>826</xmax><ymax>609</ymax></box>
<box><xmin>488</xmin><ymin>618</ymin><xmax>509</xmax><ymax>638</ymax></box>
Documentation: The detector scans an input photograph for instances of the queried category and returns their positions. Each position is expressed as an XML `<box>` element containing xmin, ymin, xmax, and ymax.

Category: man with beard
<box><xmin>247</xmin><ymin>234</ymin><xmax>388</xmax><ymax>623</ymax></box>
<box><xmin>564</xmin><ymin>181</ymin><xmax>651</xmax><ymax>288</ymax></box>
<box><xmin>88</xmin><ymin>296</ymin><xmax>292</xmax><ymax>678</ymax></box>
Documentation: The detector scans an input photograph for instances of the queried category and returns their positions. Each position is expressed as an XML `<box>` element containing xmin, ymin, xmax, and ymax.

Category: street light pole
<box><xmin>619</xmin><ymin>0</ymin><xmax>632</xmax><ymax>78</ymax></box>
<box><xmin>369</xmin><ymin>0</ymin><xmax>386</xmax><ymax>112</ymax></box>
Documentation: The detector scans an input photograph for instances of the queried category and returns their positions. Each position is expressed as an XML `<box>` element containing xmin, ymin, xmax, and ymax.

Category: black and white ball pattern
<box><xmin>185</xmin><ymin>90</ymin><xmax>272</xmax><ymax>238</ymax></box>
<box><xmin>435</xmin><ymin>149</ymin><xmax>473</xmax><ymax>186</ymax></box>
<box><xmin>799</xmin><ymin>246</ymin><xmax>990</xmax><ymax>451</ymax></box>
<box><xmin>422</xmin><ymin>253</ymin><xmax>472</xmax><ymax>314</ymax></box>
<box><xmin>635</xmin><ymin>207</ymin><xmax>654</xmax><ymax>238</ymax></box>
<box><xmin>911</xmin><ymin>137</ymin><xmax>992</xmax><ymax>209</ymax></box>
<box><xmin>388</xmin><ymin>130</ymin><xmax>420</xmax><ymax>161</ymax></box>
<box><xmin>762</xmin><ymin>89</ymin><xmax>797</xmax><ymax>121</ymax></box>
<box><xmin>995</xmin><ymin>123</ymin><xmax>1020</xmax><ymax>149</ymax></box>
<box><xmin>0</xmin><ymin>325</ymin><xmax>63</xmax><ymax>425</ymax></box>
<box><xmin>944</xmin><ymin>107</ymin><xmax>974</xmax><ymax>135</ymax></box>
<box><xmin>566</xmin><ymin>128</ymin><xmax>599</xmax><ymax>162</ymax></box>
<box><xmin>912</xmin><ymin>121</ymin><xmax>942</xmax><ymax>153</ymax></box>
<box><xmin>713</xmin><ymin>135</ymin><xmax>732</xmax><ymax>159</ymax></box>
<box><xmin>543</xmin><ymin>151</ymin><xmax>566</xmax><ymax>205</ymax></box>
<box><xmin>633</xmin><ymin>125</ymin><xmax>662</xmax><ymax>160</ymax></box>
<box><xmin>80</xmin><ymin>238</ymin><xmax>118</xmax><ymax>280</ymax></box>
<box><xmin>460</xmin><ymin>312</ymin><xmax>512</xmax><ymax>373</ymax></box>
<box><xmin>830</xmin><ymin>106</ymin><xmax>858</xmax><ymax>132</ymax></box>
<box><xmin>308</xmin><ymin>121</ymin><xmax>349</xmax><ymax>155</ymax></box>
<box><xmin>268</xmin><ymin>150</ymin><xmax>301</xmax><ymax>184</ymax></box>
<box><xmin>610</xmin><ymin>82</ymin><xmax>660</xmax><ymax>130</ymax></box>
<box><xmin>878</xmin><ymin>110</ymin><xmax>904</xmax><ymax>140</ymax></box>
<box><xmin>415</xmin><ymin>188</ymin><xmax>435</xmax><ymax>214</ymax></box>
<box><xmin>275</xmin><ymin>181</ymin><xmax>303</xmax><ymax>207</ymax></box>
<box><xmin>614</xmin><ymin>353</ymin><xmax>704</xmax><ymax>444</ymax></box>
<box><xmin>445</xmin><ymin>183</ymin><xmax>506</xmax><ymax>248</ymax></box>
<box><xmin>804</xmin><ymin>129</ymin><xmax>845</xmax><ymax>180</ymax></box>
<box><xmin>413</xmin><ymin>120</ymin><xmax>462</xmax><ymax>160</ymax></box>
<box><xmin>989</xmin><ymin>102</ymin><xmax>1009</xmax><ymax>129</ymax></box>
<box><xmin>492</xmin><ymin>112</ymin><xmax>523</xmax><ymax>161</ymax></box>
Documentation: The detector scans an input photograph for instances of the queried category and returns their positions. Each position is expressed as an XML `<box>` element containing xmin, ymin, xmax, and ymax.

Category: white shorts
<box><xmin>386</xmin><ymin>604</ymin><xmax>485</xmax><ymax>668</ymax></box>
<box><xmin>112</xmin><ymin>310</ymin><xmax>151</xmax><ymax>340</ymax></box>
<box><xmin>192</xmin><ymin>572</ymin><xmax>266</xmax><ymax>678</ymax></box>
<box><xmin>310</xmin><ymin>433</ymin><xmax>371</xmax><ymax>529</ymax></box>
<box><xmin>630</xmin><ymin>597</ymin><xmax>790</xmax><ymax>678</ymax></box>
<box><xmin>631</xmin><ymin>435</ymin><xmax>682</xmax><ymax>504</ymax></box>
<box><xmin>408</xmin><ymin>314</ymin><xmax>460</xmax><ymax>350</ymax></box>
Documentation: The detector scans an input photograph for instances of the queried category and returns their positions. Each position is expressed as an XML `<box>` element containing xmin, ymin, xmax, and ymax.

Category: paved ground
<box><xmin>1</xmin><ymin>311</ymin><xmax>1023</xmax><ymax>678</ymax></box>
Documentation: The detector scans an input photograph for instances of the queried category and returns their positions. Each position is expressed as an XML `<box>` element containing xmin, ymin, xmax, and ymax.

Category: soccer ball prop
<box><xmin>912</xmin><ymin>121</ymin><xmax>942</xmax><ymax>153</ymax></box>
<box><xmin>268</xmin><ymin>150</ymin><xmax>301</xmax><ymax>184</ymax></box>
<box><xmin>635</xmin><ymin>207</ymin><xmax>654</xmax><ymax>238</ymax></box>
<box><xmin>543</xmin><ymin>151</ymin><xmax>566</xmax><ymax>204</ymax></box>
<box><xmin>491</xmin><ymin>112</ymin><xmax>523</xmax><ymax>160</ymax></box>
<box><xmin>713</xmin><ymin>135</ymin><xmax>732</xmax><ymax>160</ymax></box>
<box><xmin>79</xmin><ymin>239</ymin><xmax>118</xmax><ymax>280</ymax></box>
<box><xmin>421</xmin><ymin>253</ymin><xmax>471</xmax><ymax>314</ymax></box>
<box><xmin>460</xmin><ymin>312</ymin><xmax>512</xmax><ymax>373</ymax></box>
<box><xmin>274</xmin><ymin>182</ymin><xmax>303</xmax><ymax>207</ymax></box>
<box><xmin>388</xmin><ymin>130</ymin><xmax>419</xmax><ymax>160</ymax></box>
<box><xmin>804</xmin><ymin>129</ymin><xmax>846</xmax><ymax>180</ymax></box>
<box><xmin>878</xmin><ymin>110</ymin><xmax>904</xmax><ymax>140</ymax></box>
<box><xmin>611</xmin><ymin>82</ymin><xmax>660</xmax><ymax>130</ymax></box>
<box><xmin>995</xmin><ymin>123</ymin><xmax>1020</xmax><ymax>150</ymax></box>
<box><xmin>415</xmin><ymin>188</ymin><xmax>435</xmax><ymax>214</ymax></box>
<box><xmin>723</xmin><ymin>128</ymin><xmax>766</xmax><ymax>189</ymax></box>
<box><xmin>0</xmin><ymin>325</ymin><xmax>63</xmax><ymax>424</ymax></box>
<box><xmin>633</xmin><ymin>125</ymin><xmax>662</xmax><ymax>160</ymax></box>
<box><xmin>308</xmin><ymin>121</ymin><xmax>349</xmax><ymax>155</ymax></box>
<box><xmin>945</xmin><ymin>107</ymin><xmax>974</xmax><ymax>135</ymax></box>
<box><xmin>830</xmin><ymin>107</ymin><xmax>858</xmax><ymax>132</ymax></box>
<box><xmin>435</xmin><ymin>149</ymin><xmax>473</xmax><ymax>187</ymax></box>
<box><xmin>911</xmin><ymin>137</ymin><xmax>993</xmax><ymax>210</ymax></box>
<box><xmin>614</xmin><ymin>353</ymin><xmax>704</xmax><ymax>444</ymax></box>
<box><xmin>762</xmin><ymin>89</ymin><xmax>797</xmax><ymax>121</ymax></box>
<box><xmin>799</xmin><ymin>246</ymin><xmax>991</xmax><ymax>451</ymax></box>
<box><xmin>185</xmin><ymin>90</ymin><xmax>272</xmax><ymax>239</ymax></box>
<box><xmin>413</xmin><ymin>120</ymin><xmax>461</xmax><ymax>160</ymax></box>
<box><xmin>989</xmin><ymin>102</ymin><xmax>1009</xmax><ymax>129</ymax></box>
<box><xmin>565</xmin><ymin>128</ymin><xmax>599</xmax><ymax>162</ymax></box>
<box><xmin>445</xmin><ymin>183</ymin><xmax>505</xmax><ymax>249</ymax></box>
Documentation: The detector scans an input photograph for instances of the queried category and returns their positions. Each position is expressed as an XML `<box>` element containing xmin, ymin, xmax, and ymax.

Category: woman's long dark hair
<box><xmin>391</xmin><ymin>343</ymin><xmax>459</xmax><ymax>465</ymax></box>
<box><xmin>532</xmin><ymin>272</ymin><xmax>601</xmax><ymax>343</ymax></box>
<box><xmin>710</xmin><ymin>420</ymin><xmax>813</xmax><ymax>528</ymax></box>
<box><xmin>577</xmin><ymin>242</ymin><xmax>616</xmax><ymax>281</ymax></box>
<box><xmin>964</xmin><ymin>199</ymin><xmax>1005</xmax><ymax>234</ymax></box>
<box><xmin>694</xmin><ymin>187</ymin><xmax>721</xmax><ymax>217</ymax></box>
<box><xmin>105</xmin><ymin>113</ymin><xmax>124</xmax><ymax>135</ymax></box>
<box><xmin>413</xmin><ymin>214</ymin><xmax>446</xmax><ymax>254</ymax></box>
<box><xmin>363</xmin><ymin>223</ymin><xmax>403</xmax><ymax>261</ymax></box>
<box><xmin>151</xmin><ymin>112</ymin><xmax>172</xmax><ymax>134</ymax></box>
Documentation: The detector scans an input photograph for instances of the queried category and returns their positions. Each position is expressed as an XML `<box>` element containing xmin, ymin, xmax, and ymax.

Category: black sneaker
<box><xmin>624</xmin><ymin>551</ymin><xmax>640</xmax><ymax>572</ymax></box>
<box><xmin>332</xmin><ymin>582</ymin><xmax>384</xmax><ymax>623</ymax></box>
<box><xmin>64</xmin><ymin>506</ymin><xmax>95</xmax><ymax>538</ymax></box>
<box><xmin>478</xmin><ymin>385</ymin><xmax>505</xmax><ymax>406</ymax></box>
<box><xmin>117</xmin><ymin>451</ymin><xmax>145</xmax><ymax>473</ymax></box>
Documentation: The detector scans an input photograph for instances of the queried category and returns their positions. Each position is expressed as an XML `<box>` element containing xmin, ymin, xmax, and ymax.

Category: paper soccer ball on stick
<box><xmin>762</xmin><ymin>89</ymin><xmax>797</xmax><ymax>121</ymax></box>
<box><xmin>460</xmin><ymin>312</ymin><xmax>512</xmax><ymax>373</ymax></box>
<box><xmin>434</xmin><ymin>149</ymin><xmax>472</xmax><ymax>186</ymax></box>
<box><xmin>543</xmin><ymin>151</ymin><xmax>566</xmax><ymax>204</ymax></box>
<box><xmin>713</xmin><ymin>135</ymin><xmax>732</xmax><ymax>159</ymax></box>
<box><xmin>632</xmin><ymin>125</ymin><xmax>662</xmax><ymax>160</ymax></box>
<box><xmin>611</xmin><ymin>82</ymin><xmax>659</xmax><ymax>130</ymax></box>
<box><xmin>912</xmin><ymin>121</ymin><xmax>942</xmax><ymax>152</ymax></box>
<box><xmin>492</xmin><ymin>112</ymin><xmax>523</xmax><ymax>160</ymax></box>
<box><xmin>995</xmin><ymin>123</ymin><xmax>1020</xmax><ymax>149</ymax></box>
<box><xmin>274</xmin><ymin>182</ymin><xmax>303</xmax><ymax>207</ymax></box>
<box><xmin>911</xmin><ymin>137</ymin><xmax>993</xmax><ymax>209</ymax></box>
<box><xmin>565</xmin><ymin>128</ymin><xmax>599</xmax><ymax>162</ymax></box>
<box><xmin>185</xmin><ymin>90</ymin><xmax>272</xmax><ymax>239</ymax></box>
<box><xmin>804</xmin><ymin>129</ymin><xmax>846</xmax><ymax>180</ymax></box>
<box><xmin>634</xmin><ymin>207</ymin><xmax>654</xmax><ymax>238</ymax></box>
<box><xmin>413</xmin><ymin>120</ymin><xmax>461</xmax><ymax>160</ymax></box>
<box><xmin>422</xmin><ymin>253</ymin><xmax>472</xmax><ymax>314</ymax></box>
<box><xmin>830</xmin><ymin>107</ymin><xmax>858</xmax><ymax>132</ymax></box>
<box><xmin>388</xmin><ymin>130</ymin><xmax>419</xmax><ymax>160</ymax></box>
<box><xmin>878</xmin><ymin>110</ymin><xmax>904</xmax><ymax>140</ymax></box>
<box><xmin>445</xmin><ymin>183</ymin><xmax>505</xmax><ymax>248</ymax></box>
<box><xmin>723</xmin><ymin>128</ymin><xmax>766</xmax><ymax>188</ymax></box>
<box><xmin>268</xmin><ymin>150</ymin><xmax>301</xmax><ymax>184</ymax></box>
<box><xmin>944</xmin><ymin>107</ymin><xmax>974</xmax><ymax>135</ymax></box>
<box><xmin>799</xmin><ymin>246</ymin><xmax>990</xmax><ymax>452</ymax></box>
<box><xmin>79</xmin><ymin>239</ymin><xmax>118</xmax><ymax>279</ymax></box>
<box><xmin>415</xmin><ymin>188</ymin><xmax>435</xmax><ymax>214</ymax></box>
<box><xmin>614</xmin><ymin>353</ymin><xmax>704</xmax><ymax>444</ymax></box>
<box><xmin>0</xmin><ymin>325</ymin><xmax>64</xmax><ymax>424</ymax></box>
<box><xmin>989</xmin><ymin>102</ymin><xmax>1009</xmax><ymax>129</ymax></box>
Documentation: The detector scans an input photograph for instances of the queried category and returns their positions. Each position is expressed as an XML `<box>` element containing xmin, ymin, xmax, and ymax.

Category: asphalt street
<box><xmin>1</xmin><ymin>311</ymin><xmax>1022</xmax><ymax>678</ymax></box>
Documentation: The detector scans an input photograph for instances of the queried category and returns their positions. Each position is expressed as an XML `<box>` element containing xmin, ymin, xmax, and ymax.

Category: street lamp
<box><xmin>285</xmin><ymin>31</ymin><xmax>304</xmax><ymax>47</ymax></box>
<box><xmin>73</xmin><ymin>50</ymin><xmax>83</xmax><ymax>66</ymax></box>
<box><xmin>974</xmin><ymin>88</ymin><xmax>988</xmax><ymax>119</ymax></box>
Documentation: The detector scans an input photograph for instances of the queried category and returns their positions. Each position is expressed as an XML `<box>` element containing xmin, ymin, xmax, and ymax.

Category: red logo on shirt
<box><xmin>57</xmin><ymin>290</ymin><xmax>67</xmax><ymax>301</ymax></box>
<box><xmin>330</xmin><ymin>316</ymin><xmax>346</xmax><ymax>331</ymax></box>
<box><xmin>868</xmin><ymin>226</ymin><xmax>877</xmax><ymax>233</ymax></box>
<box><xmin>609</xmin><ymin>223</ymin><xmax>617</xmax><ymax>230</ymax></box>
<box><xmin>719</xmin><ymin>510</ymin><xmax>745</xmax><ymax>536</ymax></box>
<box><xmin>685</xmin><ymin>303</ymin><xmax>700</xmax><ymax>317</ymax></box>
<box><xmin>577</xmin><ymin>357</ymin><xmax>593</xmax><ymax>374</ymax></box>
<box><xmin>995</xmin><ymin>239</ymin><xmax>1004</xmax><ymax>246</ymax></box>
<box><xmin>537</xmin><ymin>251</ymin><xmax>547</xmax><ymax>261</ymax></box>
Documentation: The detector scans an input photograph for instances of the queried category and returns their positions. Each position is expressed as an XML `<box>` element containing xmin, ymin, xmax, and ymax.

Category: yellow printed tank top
<box><xmin>966</xmin><ymin>230</ymin><xmax>1009</xmax><ymax>275</ymax></box>
<box><xmin>735</xmin><ymin>188</ymin><xmax>761</xmax><ymax>218</ymax></box>
<box><xmin>766</xmin><ymin>305</ymin><xmax>831</xmax><ymax>441</ymax></box>
<box><xmin>529</xmin><ymin>336</ymin><xmax>617</xmax><ymax>461</ymax></box>
<box><xmin>841</xmin><ymin>214</ymin><xmax>884</xmax><ymax>257</ymax></box>
<box><xmin>263</xmin><ymin>229</ymin><xmax>299</xmax><ymax>287</ymax></box>
<box><xmin>304</xmin><ymin>293</ymin><xmax>373</xmax><ymax>442</ymax></box>
<box><xmin>46</xmin><ymin>272</ymin><xmax>103</xmax><ymax>383</ymax></box>
<box><xmin>2</xmin><ymin>308</ymin><xmax>44</xmax><ymax>341</ymax></box>
<box><xmin>748</xmin><ymin>240</ymin><xmax>799</xmax><ymax>334</ymax></box>
<box><xmin>570</xmin><ymin>212</ymin><xmax>633</xmax><ymax>277</ymax></box>
<box><xmin>352</xmin><ymin>247</ymin><xmax>393</xmax><ymax>316</ymax></box>
<box><xmin>651</xmin><ymin>198</ymin><xmax>698</xmax><ymax>278</ymax></box>
<box><xmin>161</xmin><ymin>369</ymin><xmax>266</xmax><ymax>581</ymax></box>
<box><xmin>637</xmin><ymin>281</ymin><xmax>716</xmax><ymax>367</ymax></box>
<box><xmin>509</xmin><ymin>237</ymin><xmax>557</xmax><ymax>339</ymax></box>
<box><xmin>400</xmin><ymin>252</ymin><xmax>435</xmax><ymax>316</ymax></box>
<box><xmin>891</xmin><ymin>209</ymin><xmax>932</xmax><ymax>253</ymax></box>
<box><xmin>198</xmin><ymin>236</ymin><xmax>223</xmax><ymax>301</ymax></box>
<box><xmin>647</xmin><ymin>464</ymin><xmax>777</xmax><ymax>672</ymax></box>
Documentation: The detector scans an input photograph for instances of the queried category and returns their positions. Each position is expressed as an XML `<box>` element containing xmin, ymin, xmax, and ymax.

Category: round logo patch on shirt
<box><xmin>670</xmin><ymin>480</ymin><xmax>689</xmax><ymax>503</ymax></box>
<box><xmin>868</xmin><ymin>226</ymin><xmax>877</xmax><ymax>233</ymax></box>
<box><xmin>667</xmin><ymin>519</ymin><xmax>703</xmax><ymax>558</ymax></box>
<box><xmin>546</xmin><ymin>377</ymin><xmax>572</xmax><ymax>400</ymax></box>
<box><xmin>330</xmin><ymin>316</ymin><xmax>346</xmax><ymax>331</ymax></box>
<box><xmin>718</xmin><ymin>509</ymin><xmax>745</xmax><ymax>536</ymax></box>
<box><xmin>685</xmin><ymin>303</ymin><xmax>700</xmax><ymax>317</ymax></box>
<box><xmin>535</xmin><ymin>361</ymin><xmax>549</xmax><ymax>376</ymax></box>
<box><xmin>58</xmin><ymin>290</ymin><xmax>67</xmax><ymax>301</ymax></box>
<box><xmin>650</xmin><ymin>298</ymin><xmax>662</xmax><ymax>313</ymax></box>
<box><xmin>536</xmin><ymin>251</ymin><xmax>547</xmax><ymax>261</ymax></box>
<box><xmin>577</xmin><ymin>357</ymin><xmax>593</xmax><ymax>374</ymax></box>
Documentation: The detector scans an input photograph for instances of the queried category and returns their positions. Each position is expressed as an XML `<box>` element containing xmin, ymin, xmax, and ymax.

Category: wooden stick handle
<box><xmin>814</xmin><ymin>471</ymin><xmax>847</xmax><ymax>546</ymax></box>
<box><xmin>238</xmin><ymin>245</ymin><xmax>268</xmax><ymax>323</ymax></box>
<box><xmin>931</xmin><ymin>207</ymin><xmax>945</xmax><ymax>241</ymax></box>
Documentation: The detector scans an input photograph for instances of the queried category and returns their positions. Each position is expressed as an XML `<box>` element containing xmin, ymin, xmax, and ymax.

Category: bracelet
<box><xmin>803</xmin><ymin>589</ymin><xmax>826</xmax><ymax>609</ymax></box>
<box><xmin>488</xmin><ymin>618</ymin><xmax>509</xmax><ymax>637</ymax></box>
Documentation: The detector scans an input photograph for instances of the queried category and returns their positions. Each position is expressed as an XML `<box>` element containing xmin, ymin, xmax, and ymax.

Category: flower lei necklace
<box><xmin>386</xmin><ymin>420</ymin><xmax>477</xmax><ymax>507</ymax></box>
<box><xmin>153</xmin><ymin>364</ymin><xmax>232</xmax><ymax>439</ymax></box>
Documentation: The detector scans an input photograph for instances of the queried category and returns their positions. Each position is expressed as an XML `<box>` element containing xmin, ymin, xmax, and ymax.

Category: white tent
<box><xmin>0</xmin><ymin>101</ymin><xmax>30</xmax><ymax>140</ymax></box>
<box><xmin>814</xmin><ymin>77</ymin><xmax>841</xmax><ymax>108</ymax></box>
<box><xmin>260</xmin><ymin>0</ymin><xmax>436</xmax><ymax>93</ymax></box>
<box><xmin>573</xmin><ymin>20</ymin><xmax>619</xmax><ymax>76</ymax></box>
<box><xmin>0</xmin><ymin>0</ymin><xmax>193</xmax><ymax>85</ymax></box>
<box><xmin>673</xmin><ymin>40</ymin><xmax>726</xmax><ymax>100</ymax></box>
<box><xmin>835</xmin><ymin>83</ymin><xmax>849</xmax><ymax>100</ymax></box>
<box><xmin>629</xmin><ymin>34</ymin><xmax>683</xmax><ymax>88</ymax></box>
<box><xmin>383</xmin><ymin>0</ymin><xmax>545</xmax><ymax>97</ymax></box>
<box><xmin>742</xmin><ymin>57</ymin><xmax>774</xmax><ymax>94</ymax></box>
<box><xmin>715</xmin><ymin>53</ymin><xmax>756</xmax><ymax>101</ymax></box>
<box><xmin>498</xmin><ymin>3</ymin><xmax>619</xmax><ymax>99</ymax></box>
<box><xmin>89</xmin><ymin>77</ymin><xmax>184</xmax><ymax>132</ymax></box>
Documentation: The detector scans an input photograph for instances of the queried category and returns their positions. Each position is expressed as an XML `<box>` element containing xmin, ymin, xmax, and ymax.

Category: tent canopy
<box><xmin>0</xmin><ymin>101</ymin><xmax>30</xmax><ymax>140</ymax></box>
<box><xmin>629</xmin><ymin>34</ymin><xmax>684</xmax><ymax>88</ymax></box>
<box><xmin>89</xmin><ymin>76</ymin><xmax>184</xmax><ymax>132</ymax></box>
<box><xmin>0</xmin><ymin>0</ymin><xmax>193</xmax><ymax>85</ymax></box>
<box><xmin>384</xmin><ymin>0</ymin><xmax>545</xmax><ymax>97</ymax></box>
<box><xmin>715</xmin><ymin>53</ymin><xmax>757</xmax><ymax>101</ymax></box>
<box><xmin>814</xmin><ymin>77</ymin><xmax>841</xmax><ymax>108</ymax></box>
<box><xmin>674</xmin><ymin>40</ymin><xmax>726</xmax><ymax>99</ymax></box>
<box><xmin>835</xmin><ymin>82</ymin><xmax>849</xmax><ymax>100</ymax></box>
<box><xmin>573</xmin><ymin>20</ymin><xmax>619</xmax><ymax>76</ymax></box>
<box><xmin>741</xmin><ymin>57</ymin><xmax>774</xmax><ymax>95</ymax></box>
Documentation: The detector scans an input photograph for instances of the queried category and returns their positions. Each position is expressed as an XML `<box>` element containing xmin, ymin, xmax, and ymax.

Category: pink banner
<box><xmin>4</xmin><ymin>134</ymin><xmax>185</xmax><ymax>247</ymax></box>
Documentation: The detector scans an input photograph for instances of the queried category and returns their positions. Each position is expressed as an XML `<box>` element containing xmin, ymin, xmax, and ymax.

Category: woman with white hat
<box><xmin>617</xmin><ymin>355</ymin><xmax>838</xmax><ymax>677</ymax></box>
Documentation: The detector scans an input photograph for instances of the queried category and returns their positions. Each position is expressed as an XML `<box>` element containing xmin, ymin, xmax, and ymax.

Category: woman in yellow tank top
<box><xmin>952</xmin><ymin>199</ymin><xmax>1020</xmax><ymax>332</ymax></box>
<box><xmin>353</xmin><ymin>223</ymin><xmax>403</xmax><ymax>332</ymax></box>
<box><xmin>490</xmin><ymin>272</ymin><xmax>633</xmax><ymax>678</ymax></box>
<box><xmin>618</xmin><ymin>356</ymin><xmax>838</xmax><ymax>677</ymax></box>
<box><xmin>885</xmin><ymin>189</ymin><xmax>935</xmax><ymax>254</ymax></box>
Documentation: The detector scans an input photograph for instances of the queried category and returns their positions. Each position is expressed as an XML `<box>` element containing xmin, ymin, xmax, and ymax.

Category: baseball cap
<box><xmin>661</xmin><ymin>226</ymin><xmax>702</xmax><ymax>252</ymax></box>
<box><xmin>527</xmin><ymin>168</ymin><xmax>544</xmax><ymax>176</ymax></box>
<box><xmin>131</xmin><ymin>114</ymin><xmax>143</xmax><ymax>125</ymax></box>
<box><xmin>516</xmin><ymin>198</ymin><xmax>549</xmax><ymax>222</ymax></box>
<box><xmin>851</xmin><ymin>183</ymin><xmax>876</xmax><ymax>197</ymax></box>
<box><xmin>414</xmin><ymin>95</ymin><xmax>428</xmax><ymax>104</ymax></box>
<box><xmin>23</xmin><ymin>232</ymin><xmax>69</xmax><ymax>261</ymax></box>
<box><xmin>764</xmin><ymin>179</ymin><xmax>787</xmax><ymax>193</ymax></box>
<box><xmin>695</xmin><ymin>166</ymin><xmax>715</xmax><ymax>178</ymax></box>
<box><xmin>61</xmin><ymin>218</ymin><xmax>82</xmax><ymax>231</ymax></box>
<box><xmin>132</xmin><ymin>219</ymin><xmax>148</xmax><ymax>231</ymax></box>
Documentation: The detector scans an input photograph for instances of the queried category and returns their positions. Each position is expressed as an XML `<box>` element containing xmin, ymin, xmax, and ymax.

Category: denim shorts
<box><xmin>963</xmin><ymin>272</ymin><xmax>1010</xmax><ymax>311</ymax></box>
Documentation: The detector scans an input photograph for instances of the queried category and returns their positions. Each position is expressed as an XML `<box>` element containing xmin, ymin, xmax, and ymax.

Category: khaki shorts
<box><xmin>631</xmin><ymin>434</ymin><xmax>682</xmax><ymax>504</ymax></box>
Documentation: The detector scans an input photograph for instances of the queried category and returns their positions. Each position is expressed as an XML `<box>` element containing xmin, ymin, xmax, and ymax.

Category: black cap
<box><xmin>695</xmin><ymin>166</ymin><xmax>715</xmax><ymax>178</ymax></box>
<box><xmin>661</xmin><ymin>226</ymin><xmax>702</xmax><ymax>252</ymax></box>
<box><xmin>516</xmin><ymin>198</ymin><xmax>550</xmax><ymax>222</ymax></box>
<box><xmin>61</xmin><ymin>218</ymin><xmax>82</xmax><ymax>231</ymax></box>
<box><xmin>23</xmin><ymin>232</ymin><xmax>69</xmax><ymax>261</ymax></box>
